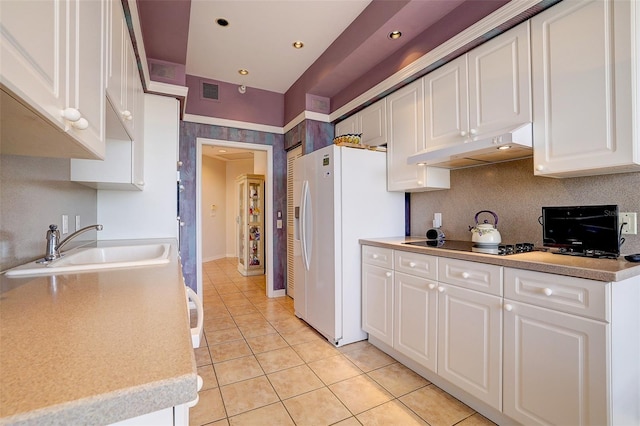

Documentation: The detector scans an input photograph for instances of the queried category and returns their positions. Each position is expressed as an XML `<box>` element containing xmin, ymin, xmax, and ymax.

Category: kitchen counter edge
<box><xmin>360</xmin><ymin>237</ymin><xmax>640</xmax><ymax>282</ymax></box>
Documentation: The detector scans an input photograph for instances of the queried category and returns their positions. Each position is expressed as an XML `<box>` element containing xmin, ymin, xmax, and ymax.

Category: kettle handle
<box><xmin>475</xmin><ymin>210</ymin><xmax>498</xmax><ymax>227</ymax></box>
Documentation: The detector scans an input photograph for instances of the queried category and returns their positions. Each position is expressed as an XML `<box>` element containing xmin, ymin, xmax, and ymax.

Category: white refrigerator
<box><xmin>293</xmin><ymin>144</ymin><xmax>405</xmax><ymax>347</ymax></box>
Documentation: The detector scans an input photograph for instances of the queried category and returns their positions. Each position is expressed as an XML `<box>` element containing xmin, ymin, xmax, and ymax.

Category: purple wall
<box><xmin>330</xmin><ymin>0</ymin><xmax>509</xmax><ymax>114</ymax></box>
<box><xmin>179</xmin><ymin>122</ymin><xmax>286</xmax><ymax>292</ymax></box>
<box><xmin>137</xmin><ymin>0</ymin><xmax>191</xmax><ymax>64</ymax></box>
<box><xmin>185</xmin><ymin>75</ymin><xmax>285</xmax><ymax>127</ymax></box>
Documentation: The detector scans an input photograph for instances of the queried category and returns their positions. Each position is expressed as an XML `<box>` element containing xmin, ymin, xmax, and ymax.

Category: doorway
<box><xmin>195</xmin><ymin>138</ymin><xmax>275</xmax><ymax>298</ymax></box>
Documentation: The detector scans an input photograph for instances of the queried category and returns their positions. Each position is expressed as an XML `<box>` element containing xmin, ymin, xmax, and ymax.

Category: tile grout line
<box><xmin>196</xmin><ymin>259</ymin><xmax>490</xmax><ymax>426</ymax></box>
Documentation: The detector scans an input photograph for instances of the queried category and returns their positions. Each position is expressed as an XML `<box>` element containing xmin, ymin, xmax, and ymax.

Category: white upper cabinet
<box><xmin>71</xmin><ymin>0</ymin><xmax>145</xmax><ymax>190</ymax></box>
<box><xmin>0</xmin><ymin>0</ymin><xmax>106</xmax><ymax>159</ymax></box>
<box><xmin>335</xmin><ymin>99</ymin><xmax>387</xmax><ymax>147</ymax></box>
<box><xmin>423</xmin><ymin>55</ymin><xmax>469</xmax><ymax>150</ymax></box>
<box><xmin>334</xmin><ymin>115</ymin><xmax>358</xmax><ymax>139</ymax></box>
<box><xmin>387</xmin><ymin>79</ymin><xmax>450</xmax><ymax>192</ymax></box>
<box><xmin>424</xmin><ymin>22</ymin><xmax>531</xmax><ymax>151</ymax></box>
<box><xmin>358</xmin><ymin>99</ymin><xmax>387</xmax><ymax>147</ymax></box>
<box><xmin>467</xmin><ymin>21</ymin><xmax>531</xmax><ymax>137</ymax></box>
<box><xmin>106</xmin><ymin>0</ymin><xmax>141</xmax><ymax>140</ymax></box>
<box><xmin>532</xmin><ymin>0</ymin><xmax>640</xmax><ymax>177</ymax></box>
<box><xmin>106</xmin><ymin>0</ymin><xmax>127</xmax><ymax>124</ymax></box>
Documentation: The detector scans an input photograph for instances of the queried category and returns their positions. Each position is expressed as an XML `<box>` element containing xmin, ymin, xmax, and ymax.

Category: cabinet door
<box><xmin>106</xmin><ymin>0</ymin><xmax>126</xmax><ymax>115</ymax></box>
<box><xmin>123</xmin><ymin>39</ymin><xmax>138</xmax><ymax>138</ymax></box>
<box><xmin>387</xmin><ymin>80</ymin><xmax>425</xmax><ymax>191</ymax></box>
<box><xmin>394</xmin><ymin>272</ymin><xmax>437</xmax><ymax>371</ymax></box>
<box><xmin>387</xmin><ymin>80</ymin><xmax>450</xmax><ymax>192</ymax></box>
<box><xmin>503</xmin><ymin>300</ymin><xmax>607</xmax><ymax>425</ymax></box>
<box><xmin>531</xmin><ymin>0</ymin><xmax>638</xmax><ymax>177</ymax></box>
<box><xmin>66</xmin><ymin>0</ymin><xmax>106</xmax><ymax>157</ymax></box>
<box><xmin>335</xmin><ymin>114</ymin><xmax>358</xmax><ymax>138</ymax></box>
<box><xmin>0</xmin><ymin>0</ymin><xmax>67</xmax><ymax>129</ymax></box>
<box><xmin>468</xmin><ymin>21</ymin><xmax>531</xmax><ymax>136</ymax></box>
<box><xmin>424</xmin><ymin>55</ymin><xmax>469</xmax><ymax>150</ymax></box>
<box><xmin>362</xmin><ymin>264</ymin><xmax>393</xmax><ymax>346</ymax></box>
<box><xmin>131</xmin><ymin>63</ymin><xmax>145</xmax><ymax>187</ymax></box>
<box><xmin>437</xmin><ymin>284</ymin><xmax>502</xmax><ymax>410</ymax></box>
<box><xmin>359</xmin><ymin>99</ymin><xmax>387</xmax><ymax>147</ymax></box>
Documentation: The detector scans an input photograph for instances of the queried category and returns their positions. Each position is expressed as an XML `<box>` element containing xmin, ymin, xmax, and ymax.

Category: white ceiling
<box><xmin>185</xmin><ymin>0</ymin><xmax>372</xmax><ymax>93</ymax></box>
<box><xmin>202</xmin><ymin>145</ymin><xmax>255</xmax><ymax>161</ymax></box>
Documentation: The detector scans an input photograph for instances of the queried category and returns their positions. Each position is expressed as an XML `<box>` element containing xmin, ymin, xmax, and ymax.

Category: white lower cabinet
<box><xmin>394</xmin><ymin>272</ymin><xmax>437</xmax><ymax>371</ymax></box>
<box><xmin>362</xmin><ymin>246</ymin><xmax>394</xmax><ymax>346</ymax></box>
<box><xmin>437</xmin><ymin>283</ymin><xmax>502</xmax><ymax>409</ymax></box>
<box><xmin>109</xmin><ymin>404</ymin><xmax>188</xmax><ymax>426</ymax></box>
<box><xmin>363</xmin><ymin>247</ymin><xmax>502</xmax><ymax>410</ymax></box>
<box><xmin>503</xmin><ymin>267</ymin><xmax>612</xmax><ymax>425</ymax></box>
<box><xmin>362</xmin><ymin>247</ymin><xmax>640</xmax><ymax>425</ymax></box>
<box><xmin>502</xmin><ymin>300</ymin><xmax>607</xmax><ymax>425</ymax></box>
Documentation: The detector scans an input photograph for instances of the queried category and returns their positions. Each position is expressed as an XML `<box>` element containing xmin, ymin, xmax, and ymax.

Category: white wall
<box><xmin>224</xmin><ymin>160</ymin><xmax>253</xmax><ymax>257</ymax></box>
<box><xmin>0</xmin><ymin>155</ymin><xmax>97</xmax><ymax>270</ymax></box>
<box><xmin>202</xmin><ymin>156</ymin><xmax>227</xmax><ymax>261</ymax></box>
<box><xmin>97</xmin><ymin>94</ymin><xmax>178</xmax><ymax>240</ymax></box>
<box><xmin>253</xmin><ymin>151</ymin><xmax>267</xmax><ymax>175</ymax></box>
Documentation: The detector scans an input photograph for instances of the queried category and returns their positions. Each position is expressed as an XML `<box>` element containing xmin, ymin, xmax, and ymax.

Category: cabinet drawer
<box><xmin>438</xmin><ymin>258</ymin><xmax>502</xmax><ymax>296</ymax></box>
<box><xmin>362</xmin><ymin>245</ymin><xmax>393</xmax><ymax>269</ymax></box>
<box><xmin>504</xmin><ymin>268</ymin><xmax>609</xmax><ymax>321</ymax></box>
<box><xmin>394</xmin><ymin>251</ymin><xmax>437</xmax><ymax>280</ymax></box>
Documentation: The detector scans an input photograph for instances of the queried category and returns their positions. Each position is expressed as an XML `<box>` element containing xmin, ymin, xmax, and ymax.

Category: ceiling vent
<box><xmin>202</xmin><ymin>82</ymin><xmax>219</xmax><ymax>101</ymax></box>
<box><xmin>150</xmin><ymin>62</ymin><xmax>176</xmax><ymax>80</ymax></box>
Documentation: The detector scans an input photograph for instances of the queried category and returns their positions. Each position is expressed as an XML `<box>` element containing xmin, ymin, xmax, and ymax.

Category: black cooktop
<box><xmin>403</xmin><ymin>240</ymin><xmax>536</xmax><ymax>256</ymax></box>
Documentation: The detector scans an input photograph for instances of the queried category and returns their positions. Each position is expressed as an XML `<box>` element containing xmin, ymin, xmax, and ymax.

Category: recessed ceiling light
<box><xmin>388</xmin><ymin>31</ymin><xmax>402</xmax><ymax>40</ymax></box>
<box><xmin>218</xmin><ymin>149</ymin><xmax>227</xmax><ymax>153</ymax></box>
<box><xmin>238</xmin><ymin>69</ymin><xmax>249</xmax><ymax>75</ymax></box>
<box><xmin>216</xmin><ymin>18</ymin><xmax>229</xmax><ymax>27</ymax></box>
<box><xmin>497</xmin><ymin>145</ymin><xmax>512</xmax><ymax>150</ymax></box>
<box><xmin>292</xmin><ymin>41</ymin><xmax>304</xmax><ymax>49</ymax></box>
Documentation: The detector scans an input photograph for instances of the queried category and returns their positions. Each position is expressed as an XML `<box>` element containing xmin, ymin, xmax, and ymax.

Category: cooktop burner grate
<box><xmin>403</xmin><ymin>240</ymin><xmax>536</xmax><ymax>256</ymax></box>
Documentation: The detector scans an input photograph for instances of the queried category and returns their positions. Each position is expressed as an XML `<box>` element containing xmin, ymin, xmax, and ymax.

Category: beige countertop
<box><xmin>0</xmin><ymin>239</ymin><xmax>197</xmax><ymax>425</ymax></box>
<box><xmin>361</xmin><ymin>237</ymin><xmax>640</xmax><ymax>282</ymax></box>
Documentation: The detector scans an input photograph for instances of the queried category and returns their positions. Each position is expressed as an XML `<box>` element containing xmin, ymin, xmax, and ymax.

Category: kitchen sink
<box><xmin>4</xmin><ymin>243</ymin><xmax>171</xmax><ymax>277</ymax></box>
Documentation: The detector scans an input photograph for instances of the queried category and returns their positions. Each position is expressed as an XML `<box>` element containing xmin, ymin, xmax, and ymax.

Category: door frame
<box><xmin>196</xmin><ymin>137</ymin><xmax>275</xmax><ymax>298</ymax></box>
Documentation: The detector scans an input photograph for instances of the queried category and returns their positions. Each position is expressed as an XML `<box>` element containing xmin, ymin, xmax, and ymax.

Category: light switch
<box><xmin>62</xmin><ymin>215</ymin><xmax>69</xmax><ymax>234</ymax></box>
<box><xmin>75</xmin><ymin>215</ymin><xmax>81</xmax><ymax>231</ymax></box>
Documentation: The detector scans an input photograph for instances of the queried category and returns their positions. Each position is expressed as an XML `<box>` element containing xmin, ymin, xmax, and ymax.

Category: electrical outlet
<box><xmin>619</xmin><ymin>212</ymin><xmax>638</xmax><ymax>235</ymax></box>
<box><xmin>434</xmin><ymin>213</ymin><xmax>442</xmax><ymax>228</ymax></box>
<box><xmin>62</xmin><ymin>215</ymin><xmax>69</xmax><ymax>234</ymax></box>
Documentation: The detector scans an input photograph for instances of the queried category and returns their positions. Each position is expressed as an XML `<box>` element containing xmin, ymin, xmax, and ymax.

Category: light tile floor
<box><xmin>189</xmin><ymin>258</ymin><xmax>496</xmax><ymax>426</ymax></box>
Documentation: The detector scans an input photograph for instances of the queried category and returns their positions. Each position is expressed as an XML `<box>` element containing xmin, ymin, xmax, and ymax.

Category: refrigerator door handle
<box><xmin>300</xmin><ymin>180</ymin><xmax>311</xmax><ymax>271</ymax></box>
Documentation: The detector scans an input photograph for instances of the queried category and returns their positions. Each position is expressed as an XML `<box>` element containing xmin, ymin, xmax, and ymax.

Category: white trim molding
<box><xmin>185</xmin><ymin>114</ymin><xmax>284</xmax><ymax>134</ymax></box>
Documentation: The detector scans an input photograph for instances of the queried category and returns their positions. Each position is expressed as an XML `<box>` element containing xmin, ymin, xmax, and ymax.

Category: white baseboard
<box><xmin>202</xmin><ymin>254</ymin><xmax>227</xmax><ymax>263</ymax></box>
<box><xmin>271</xmin><ymin>289</ymin><xmax>286</xmax><ymax>298</ymax></box>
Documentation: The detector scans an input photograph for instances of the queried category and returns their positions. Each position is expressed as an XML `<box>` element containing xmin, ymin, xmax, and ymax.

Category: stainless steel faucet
<box><xmin>43</xmin><ymin>224</ymin><xmax>103</xmax><ymax>261</ymax></box>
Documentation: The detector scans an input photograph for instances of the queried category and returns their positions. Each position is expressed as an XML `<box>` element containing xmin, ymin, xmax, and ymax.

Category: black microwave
<box><xmin>542</xmin><ymin>205</ymin><xmax>619</xmax><ymax>257</ymax></box>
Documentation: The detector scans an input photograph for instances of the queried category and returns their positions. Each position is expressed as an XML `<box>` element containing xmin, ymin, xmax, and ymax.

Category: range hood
<box><xmin>407</xmin><ymin>123</ymin><xmax>533</xmax><ymax>169</ymax></box>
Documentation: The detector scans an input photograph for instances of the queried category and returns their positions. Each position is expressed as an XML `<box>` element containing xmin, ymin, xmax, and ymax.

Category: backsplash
<box><xmin>0</xmin><ymin>155</ymin><xmax>97</xmax><ymax>271</ymax></box>
<box><xmin>410</xmin><ymin>158</ymin><xmax>640</xmax><ymax>255</ymax></box>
